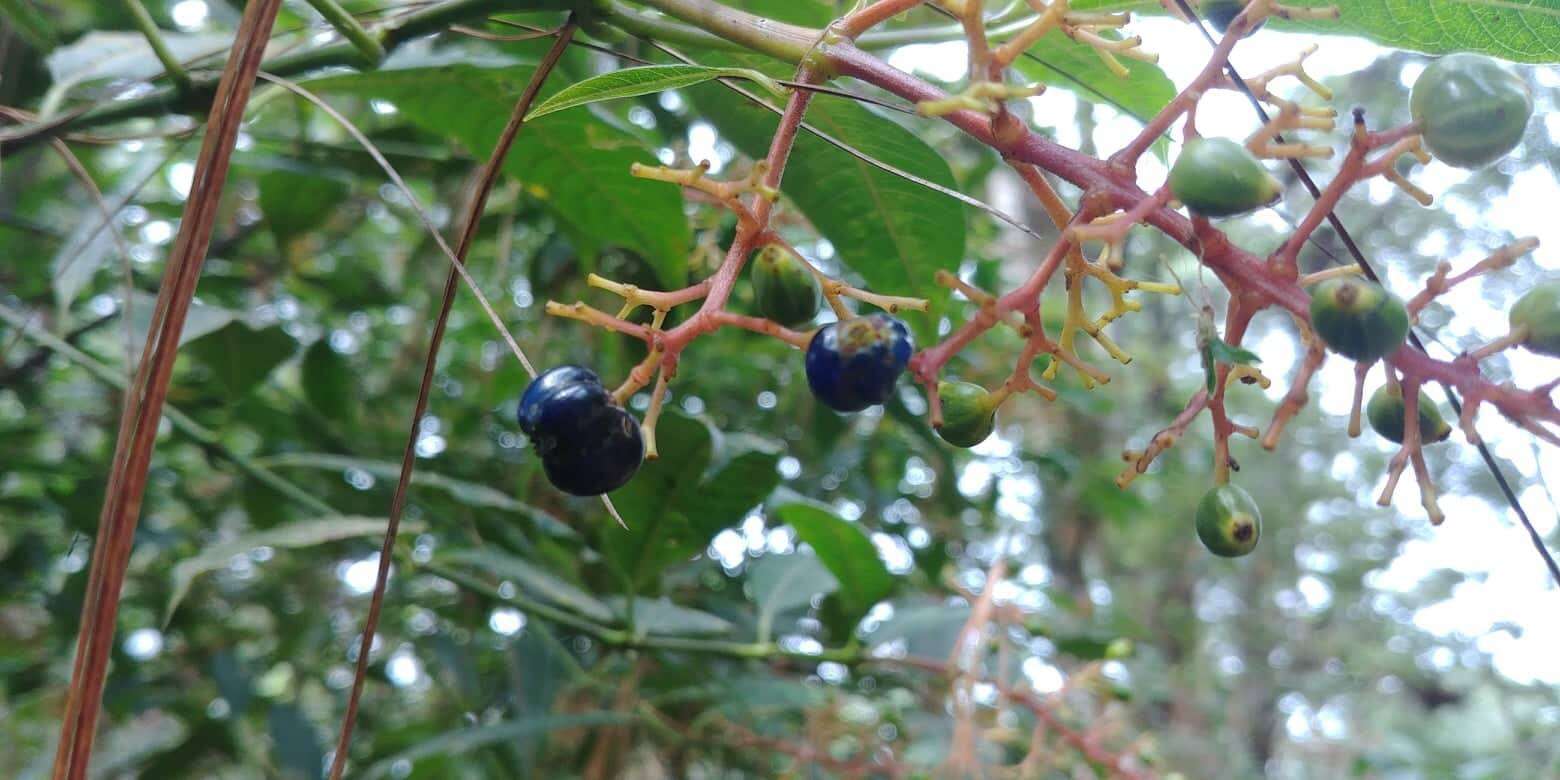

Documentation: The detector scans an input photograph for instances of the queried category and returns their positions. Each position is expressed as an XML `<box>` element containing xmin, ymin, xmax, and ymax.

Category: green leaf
<box><xmin>868</xmin><ymin>601</ymin><xmax>971</xmax><ymax>659</ymax></box>
<box><xmin>1091</xmin><ymin>0</ymin><xmax>1560</xmax><ymax>63</ymax></box>
<box><xmin>1286</xmin><ymin>0</ymin><xmax>1560</xmax><ymax>62</ymax></box>
<box><xmin>44</xmin><ymin>30</ymin><xmax>230</xmax><ymax>89</ymax></box>
<box><xmin>747</xmin><ymin>552</ymin><xmax>839</xmax><ymax>642</ymax></box>
<box><xmin>528</xmin><ymin>65</ymin><xmax>782</xmax><ymax>121</ymax></box>
<box><xmin>181</xmin><ymin>321</ymin><xmax>297</xmax><ymax>398</ymax></box>
<box><xmin>770</xmin><ymin>502</ymin><xmax>895</xmax><ymax>624</ymax></box>
<box><xmin>300</xmin><ymin>339</ymin><xmax>353</xmax><ymax>422</ymax></box>
<box><xmin>165</xmin><ymin>516</ymin><xmax>421</xmax><ymax>623</ymax></box>
<box><xmin>51</xmin><ymin>154</ymin><xmax>164</xmax><ymax>307</ymax></box>
<box><xmin>442</xmin><ymin>548</ymin><xmax>614</xmax><ymax>623</ymax></box>
<box><xmin>309</xmin><ymin>65</ymin><xmax>691</xmax><ymax>287</ymax></box>
<box><xmin>603</xmin><ymin>412</ymin><xmax>781</xmax><ymax>592</ymax></box>
<box><xmin>359</xmin><ymin>713</ymin><xmax>635</xmax><ymax>780</ymax></box>
<box><xmin>258</xmin><ymin>164</ymin><xmax>351</xmax><ymax>245</ymax></box>
<box><xmin>1010</xmin><ymin>28</ymin><xmax>1176</xmax><ymax>124</ymax></box>
<box><xmin>259</xmin><ymin>452</ymin><xmax>574</xmax><ymax>537</ymax></box>
<box><xmin>607</xmin><ymin>597</ymin><xmax>734</xmax><ymax>635</ymax></box>
<box><xmin>692</xmin><ymin>60</ymin><xmax>965</xmax><ymax>342</ymax></box>
<box><xmin>268</xmin><ymin>703</ymin><xmax>324</xmax><ymax>780</ymax></box>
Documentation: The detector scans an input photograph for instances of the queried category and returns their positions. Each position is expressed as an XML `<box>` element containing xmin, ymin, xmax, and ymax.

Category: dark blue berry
<box><xmin>805</xmin><ymin>314</ymin><xmax>914</xmax><ymax>412</ymax></box>
<box><xmin>517</xmin><ymin>365</ymin><xmax>643</xmax><ymax>496</ymax></box>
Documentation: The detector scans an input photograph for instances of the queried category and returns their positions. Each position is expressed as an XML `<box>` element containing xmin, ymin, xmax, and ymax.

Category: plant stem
<box><xmin>325</xmin><ymin>16</ymin><xmax>580</xmax><ymax>780</ymax></box>
<box><xmin>424</xmin><ymin>562</ymin><xmax>864</xmax><ymax>664</ymax></box>
<box><xmin>120</xmin><ymin>0</ymin><xmax>193</xmax><ymax>91</ymax></box>
<box><xmin>303</xmin><ymin>0</ymin><xmax>387</xmax><ymax>65</ymax></box>
<box><xmin>629</xmin><ymin>0</ymin><xmax>818</xmax><ymax>62</ymax></box>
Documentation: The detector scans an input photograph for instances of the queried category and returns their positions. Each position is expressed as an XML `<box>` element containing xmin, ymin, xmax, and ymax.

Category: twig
<box><xmin>324</xmin><ymin>18</ymin><xmax>579</xmax><ymax>779</ymax></box>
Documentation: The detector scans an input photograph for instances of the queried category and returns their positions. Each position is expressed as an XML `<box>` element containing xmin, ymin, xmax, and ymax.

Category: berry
<box><xmin>1366</xmin><ymin>385</ymin><xmax>1452</xmax><ymax>445</ymax></box>
<box><xmin>936</xmin><ymin>381</ymin><xmax>997</xmax><ymax>448</ymax></box>
<box><xmin>1195</xmin><ymin>484</ymin><xmax>1261</xmax><ymax>558</ymax></box>
<box><xmin>1411</xmin><ymin>53</ymin><xmax>1532</xmax><ymax>169</ymax></box>
<box><xmin>805</xmin><ymin>314</ymin><xmax>914</xmax><ymax>412</ymax></box>
<box><xmin>1308</xmin><ymin>277</ymin><xmax>1409</xmax><ymax>362</ymax></box>
<box><xmin>1168</xmin><ymin>138</ymin><xmax>1282</xmax><ymax>218</ymax></box>
<box><xmin>1509</xmin><ymin>281</ymin><xmax>1560</xmax><ymax>358</ymax></box>
<box><xmin>1199</xmin><ymin>0</ymin><xmax>1259</xmax><ymax>35</ymax></box>
<box><xmin>517</xmin><ymin>365</ymin><xmax>643</xmax><ymax>496</ymax></box>
<box><xmin>751</xmin><ymin>244</ymin><xmax>821</xmax><ymax>328</ymax></box>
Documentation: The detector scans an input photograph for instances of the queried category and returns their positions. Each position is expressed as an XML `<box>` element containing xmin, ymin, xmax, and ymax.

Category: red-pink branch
<box><xmin>825</xmin><ymin>41</ymin><xmax>1558</xmax><ymax>433</ymax></box>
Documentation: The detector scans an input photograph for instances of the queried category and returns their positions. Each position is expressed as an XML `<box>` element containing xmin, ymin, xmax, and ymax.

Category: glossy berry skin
<box><xmin>517</xmin><ymin>365</ymin><xmax>643</xmax><ymax>496</ymax></box>
<box><xmin>1168</xmin><ymin>138</ymin><xmax>1282</xmax><ymax>218</ymax></box>
<box><xmin>1308</xmin><ymin>277</ymin><xmax>1409</xmax><ymax>363</ymax></box>
<box><xmin>1195</xmin><ymin>484</ymin><xmax>1261</xmax><ymax>558</ymax></box>
<box><xmin>1509</xmin><ymin>281</ymin><xmax>1560</xmax><ymax>358</ymax></box>
<box><xmin>805</xmin><ymin>314</ymin><xmax>914</xmax><ymax>412</ymax></box>
<box><xmin>1366</xmin><ymin>385</ymin><xmax>1451</xmax><ymax>445</ymax></box>
<box><xmin>751</xmin><ymin>244</ymin><xmax>821</xmax><ymax>328</ymax></box>
<box><xmin>1411</xmin><ymin>53</ymin><xmax>1532</xmax><ymax>169</ymax></box>
<box><xmin>936</xmin><ymin>381</ymin><xmax>996</xmax><ymax>448</ymax></box>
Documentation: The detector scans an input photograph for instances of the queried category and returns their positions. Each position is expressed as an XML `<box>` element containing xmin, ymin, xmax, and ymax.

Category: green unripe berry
<box><xmin>751</xmin><ymin>244</ymin><xmax>821</xmax><ymax>328</ymax></box>
<box><xmin>1411</xmin><ymin>53</ymin><xmax>1532</xmax><ymax>169</ymax></box>
<box><xmin>1195</xmin><ymin>484</ymin><xmax>1261</xmax><ymax>558</ymax></box>
<box><xmin>1308</xmin><ymin>277</ymin><xmax>1410</xmax><ymax>363</ymax></box>
<box><xmin>936</xmin><ymin>381</ymin><xmax>997</xmax><ymax>448</ymax></box>
<box><xmin>1509</xmin><ymin>281</ymin><xmax>1560</xmax><ymax>358</ymax></box>
<box><xmin>1366</xmin><ymin>385</ymin><xmax>1452</xmax><ymax>445</ymax></box>
<box><xmin>1168</xmin><ymin>138</ymin><xmax>1282</xmax><ymax>218</ymax></box>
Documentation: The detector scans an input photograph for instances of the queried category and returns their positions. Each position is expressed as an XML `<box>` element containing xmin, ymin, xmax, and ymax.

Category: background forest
<box><xmin>1</xmin><ymin>1</ymin><xmax>1557</xmax><ymax>778</ymax></box>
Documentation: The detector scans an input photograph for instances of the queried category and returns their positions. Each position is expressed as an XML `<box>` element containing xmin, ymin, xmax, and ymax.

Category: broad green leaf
<box><xmin>121</xmin><ymin>290</ymin><xmax>235</xmax><ymax>351</ymax></box>
<box><xmin>181</xmin><ymin>321</ymin><xmax>297</xmax><ymax>398</ymax></box>
<box><xmin>747</xmin><ymin>552</ymin><xmax>838</xmax><ymax>641</ymax></box>
<box><xmin>258</xmin><ymin>164</ymin><xmax>351</xmax><ymax>244</ymax></box>
<box><xmin>603</xmin><ymin>412</ymin><xmax>781</xmax><ymax>592</ymax></box>
<box><xmin>528</xmin><ymin>65</ymin><xmax>782</xmax><ymax>121</ymax></box>
<box><xmin>737</xmin><ymin>0</ymin><xmax>835</xmax><ymax>26</ymax></box>
<box><xmin>692</xmin><ymin>65</ymin><xmax>964</xmax><ymax>342</ymax></box>
<box><xmin>309</xmin><ymin>65</ymin><xmax>691</xmax><ymax>287</ymax></box>
<box><xmin>258</xmin><ymin>452</ymin><xmax>573</xmax><ymax>536</ymax></box>
<box><xmin>1086</xmin><ymin>0</ymin><xmax>1560</xmax><ymax>63</ymax></box>
<box><xmin>770</xmin><ymin>502</ymin><xmax>895</xmax><ymax>623</ymax></box>
<box><xmin>1009</xmin><ymin>28</ymin><xmax>1176</xmax><ymax>124</ymax></box>
<box><xmin>299</xmin><ymin>340</ymin><xmax>353</xmax><ymax>422</ymax></box>
<box><xmin>52</xmin><ymin>154</ymin><xmax>163</xmax><ymax>307</ymax></box>
<box><xmin>89</xmin><ymin>711</ymin><xmax>189</xmax><ymax>777</ymax></box>
<box><xmin>868</xmin><ymin>601</ymin><xmax>971</xmax><ymax>659</ymax></box>
<box><xmin>1287</xmin><ymin>0</ymin><xmax>1560</xmax><ymax>62</ymax></box>
<box><xmin>359</xmin><ymin>713</ymin><xmax>635</xmax><ymax>780</ymax></box>
<box><xmin>268</xmin><ymin>703</ymin><xmax>324</xmax><ymax>780</ymax></box>
<box><xmin>165</xmin><ymin>516</ymin><xmax>422</xmax><ymax>622</ymax></box>
<box><xmin>607</xmin><ymin>596</ymin><xmax>734</xmax><ymax>635</ymax></box>
<box><xmin>443</xmin><ymin>548</ymin><xmax>614</xmax><ymax>623</ymax></box>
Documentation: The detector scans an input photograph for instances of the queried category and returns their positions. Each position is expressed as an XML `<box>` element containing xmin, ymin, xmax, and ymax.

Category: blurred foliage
<box><xmin>1</xmin><ymin>1</ymin><xmax>1558</xmax><ymax>779</ymax></box>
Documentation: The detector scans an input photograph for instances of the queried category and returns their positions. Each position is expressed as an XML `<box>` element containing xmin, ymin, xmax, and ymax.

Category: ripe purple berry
<box><xmin>805</xmin><ymin>314</ymin><xmax>914</xmax><ymax>412</ymax></box>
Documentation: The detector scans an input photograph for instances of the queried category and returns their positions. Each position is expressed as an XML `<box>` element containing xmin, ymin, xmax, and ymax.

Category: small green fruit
<box><xmin>1168</xmin><ymin>138</ymin><xmax>1282</xmax><ymax>218</ymax></box>
<box><xmin>936</xmin><ymin>381</ymin><xmax>997</xmax><ymax>448</ymax></box>
<box><xmin>1366</xmin><ymin>385</ymin><xmax>1452</xmax><ymax>445</ymax></box>
<box><xmin>1195</xmin><ymin>484</ymin><xmax>1261</xmax><ymax>558</ymax></box>
<box><xmin>1509</xmin><ymin>281</ymin><xmax>1560</xmax><ymax>358</ymax></box>
<box><xmin>1308</xmin><ymin>277</ymin><xmax>1410</xmax><ymax>362</ymax></box>
<box><xmin>1411</xmin><ymin>53</ymin><xmax>1532</xmax><ymax>169</ymax></box>
<box><xmin>751</xmin><ymin>244</ymin><xmax>821</xmax><ymax>328</ymax></box>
